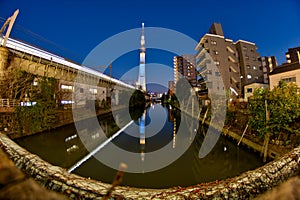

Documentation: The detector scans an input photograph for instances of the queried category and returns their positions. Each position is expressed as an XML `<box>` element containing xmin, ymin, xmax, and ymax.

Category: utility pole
<box><xmin>261</xmin><ymin>99</ymin><xmax>270</xmax><ymax>162</ymax></box>
<box><xmin>0</xmin><ymin>9</ymin><xmax>19</xmax><ymax>47</ymax></box>
<box><xmin>98</xmin><ymin>64</ymin><xmax>113</xmax><ymax>106</ymax></box>
<box><xmin>98</xmin><ymin>64</ymin><xmax>112</xmax><ymax>78</ymax></box>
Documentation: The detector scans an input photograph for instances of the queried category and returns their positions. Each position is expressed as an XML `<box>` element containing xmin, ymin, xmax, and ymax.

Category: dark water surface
<box><xmin>16</xmin><ymin>104</ymin><xmax>263</xmax><ymax>189</ymax></box>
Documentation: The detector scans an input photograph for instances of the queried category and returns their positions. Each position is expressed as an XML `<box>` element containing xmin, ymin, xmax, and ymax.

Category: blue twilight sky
<box><xmin>1</xmin><ymin>0</ymin><xmax>300</xmax><ymax>91</ymax></box>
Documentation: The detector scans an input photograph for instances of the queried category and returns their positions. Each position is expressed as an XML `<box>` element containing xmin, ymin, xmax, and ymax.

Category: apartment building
<box><xmin>195</xmin><ymin>23</ymin><xmax>241</xmax><ymax>98</ymax></box>
<box><xmin>195</xmin><ymin>23</ymin><xmax>267</xmax><ymax>99</ymax></box>
<box><xmin>285</xmin><ymin>46</ymin><xmax>300</xmax><ymax>64</ymax></box>
<box><xmin>260</xmin><ymin>56</ymin><xmax>277</xmax><ymax>84</ymax></box>
<box><xmin>173</xmin><ymin>54</ymin><xmax>197</xmax><ymax>87</ymax></box>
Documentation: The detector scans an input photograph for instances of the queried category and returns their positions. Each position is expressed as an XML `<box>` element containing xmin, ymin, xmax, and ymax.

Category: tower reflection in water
<box><xmin>139</xmin><ymin>110</ymin><xmax>146</xmax><ymax>162</ymax></box>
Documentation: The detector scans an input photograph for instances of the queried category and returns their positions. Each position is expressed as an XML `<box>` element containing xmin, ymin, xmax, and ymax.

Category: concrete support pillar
<box><xmin>0</xmin><ymin>47</ymin><xmax>9</xmax><ymax>78</ymax></box>
<box><xmin>0</xmin><ymin>47</ymin><xmax>9</xmax><ymax>98</ymax></box>
<box><xmin>114</xmin><ymin>89</ymin><xmax>119</xmax><ymax>106</ymax></box>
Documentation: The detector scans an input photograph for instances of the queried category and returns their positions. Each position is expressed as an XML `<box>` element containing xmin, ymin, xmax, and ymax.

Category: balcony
<box><xmin>196</xmin><ymin>47</ymin><xmax>207</xmax><ymax>59</ymax></box>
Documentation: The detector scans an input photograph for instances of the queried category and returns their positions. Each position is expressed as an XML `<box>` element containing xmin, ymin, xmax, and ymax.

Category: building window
<box><xmin>247</xmin><ymin>88</ymin><xmax>253</xmax><ymax>93</ymax></box>
<box><xmin>33</xmin><ymin>81</ymin><xmax>38</xmax><ymax>86</ymax></box>
<box><xmin>214</xmin><ymin>50</ymin><xmax>219</xmax><ymax>55</ymax></box>
<box><xmin>215</xmin><ymin>71</ymin><xmax>221</xmax><ymax>76</ymax></box>
<box><xmin>206</xmin><ymin>82</ymin><xmax>213</xmax><ymax>89</ymax></box>
<box><xmin>282</xmin><ymin>77</ymin><xmax>296</xmax><ymax>83</ymax></box>
<box><xmin>61</xmin><ymin>100</ymin><xmax>74</xmax><ymax>104</ymax></box>
<box><xmin>80</xmin><ymin>88</ymin><xmax>84</xmax><ymax>93</ymax></box>
<box><xmin>286</xmin><ymin>54</ymin><xmax>290</xmax><ymax>59</ymax></box>
<box><xmin>253</xmin><ymin>66</ymin><xmax>257</xmax><ymax>70</ymax></box>
<box><xmin>247</xmin><ymin>65</ymin><xmax>251</xmax><ymax>69</ymax></box>
<box><xmin>245</xmin><ymin>56</ymin><xmax>249</xmax><ymax>60</ymax></box>
<box><xmin>89</xmin><ymin>88</ymin><xmax>97</xmax><ymax>95</ymax></box>
<box><xmin>247</xmin><ymin>74</ymin><xmax>252</xmax><ymax>79</ymax></box>
<box><xmin>253</xmin><ymin>57</ymin><xmax>256</xmax><ymax>61</ymax></box>
<box><xmin>61</xmin><ymin>84</ymin><xmax>73</xmax><ymax>90</ymax></box>
<box><xmin>214</xmin><ymin>61</ymin><xmax>220</xmax><ymax>66</ymax></box>
<box><xmin>211</xmin><ymin>40</ymin><xmax>217</xmax><ymax>45</ymax></box>
<box><xmin>255</xmin><ymin>76</ymin><xmax>259</xmax><ymax>80</ymax></box>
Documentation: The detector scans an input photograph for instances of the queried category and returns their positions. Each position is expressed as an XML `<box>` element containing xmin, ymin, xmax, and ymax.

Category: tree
<box><xmin>248</xmin><ymin>81</ymin><xmax>300</xmax><ymax>145</ymax></box>
<box><xmin>14</xmin><ymin>75</ymin><xmax>59</xmax><ymax>134</ymax></box>
<box><xmin>0</xmin><ymin>67</ymin><xmax>35</xmax><ymax>100</ymax></box>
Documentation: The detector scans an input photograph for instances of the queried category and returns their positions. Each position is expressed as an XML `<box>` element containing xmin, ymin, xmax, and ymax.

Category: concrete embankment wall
<box><xmin>1</xmin><ymin>133</ymin><xmax>300</xmax><ymax>199</ymax></box>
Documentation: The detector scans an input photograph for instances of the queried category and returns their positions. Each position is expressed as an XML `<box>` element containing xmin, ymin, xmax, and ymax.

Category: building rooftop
<box><xmin>234</xmin><ymin>39</ymin><xmax>256</xmax><ymax>46</ymax></box>
<box><xmin>269</xmin><ymin>62</ymin><xmax>300</xmax><ymax>75</ymax></box>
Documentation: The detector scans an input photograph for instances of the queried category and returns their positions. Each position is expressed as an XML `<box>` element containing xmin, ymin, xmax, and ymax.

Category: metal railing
<box><xmin>0</xmin><ymin>99</ymin><xmax>19</xmax><ymax>107</ymax></box>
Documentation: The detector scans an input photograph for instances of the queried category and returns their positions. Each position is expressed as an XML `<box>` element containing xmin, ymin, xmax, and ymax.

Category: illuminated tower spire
<box><xmin>138</xmin><ymin>22</ymin><xmax>146</xmax><ymax>91</ymax></box>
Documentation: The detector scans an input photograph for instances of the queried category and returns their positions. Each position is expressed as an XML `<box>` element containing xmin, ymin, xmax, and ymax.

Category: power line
<box><xmin>0</xmin><ymin>18</ymin><xmax>83</xmax><ymax>62</ymax></box>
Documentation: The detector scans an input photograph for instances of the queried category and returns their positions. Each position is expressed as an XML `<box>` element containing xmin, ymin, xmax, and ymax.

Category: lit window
<box><xmin>61</xmin><ymin>85</ymin><xmax>73</xmax><ymax>90</ymax></box>
<box><xmin>247</xmin><ymin>65</ymin><xmax>251</xmax><ymax>69</ymax></box>
<box><xmin>61</xmin><ymin>100</ymin><xmax>74</xmax><ymax>104</ymax></box>
<box><xmin>286</xmin><ymin>54</ymin><xmax>290</xmax><ymax>58</ymax></box>
<box><xmin>89</xmin><ymin>88</ymin><xmax>97</xmax><ymax>94</ymax></box>
<box><xmin>33</xmin><ymin>81</ymin><xmax>38</xmax><ymax>86</ymax></box>
<box><xmin>247</xmin><ymin>74</ymin><xmax>252</xmax><ymax>79</ymax></box>
<box><xmin>214</xmin><ymin>61</ymin><xmax>220</xmax><ymax>66</ymax></box>
<box><xmin>253</xmin><ymin>66</ymin><xmax>257</xmax><ymax>70</ymax></box>
<box><xmin>214</xmin><ymin>50</ymin><xmax>219</xmax><ymax>55</ymax></box>
<box><xmin>211</xmin><ymin>40</ymin><xmax>217</xmax><ymax>45</ymax></box>
<box><xmin>20</xmin><ymin>101</ymin><xmax>37</xmax><ymax>106</ymax></box>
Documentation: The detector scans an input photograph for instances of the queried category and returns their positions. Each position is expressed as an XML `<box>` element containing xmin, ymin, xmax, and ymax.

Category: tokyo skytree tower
<box><xmin>138</xmin><ymin>22</ymin><xmax>146</xmax><ymax>91</ymax></box>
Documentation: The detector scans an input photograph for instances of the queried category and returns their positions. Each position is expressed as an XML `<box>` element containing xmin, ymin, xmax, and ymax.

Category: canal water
<box><xmin>15</xmin><ymin>104</ymin><xmax>263</xmax><ymax>189</ymax></box>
